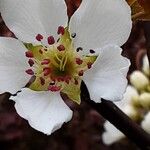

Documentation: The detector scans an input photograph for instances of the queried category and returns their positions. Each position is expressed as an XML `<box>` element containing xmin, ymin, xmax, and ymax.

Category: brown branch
<box><xmin>81</xmin><ymin>82</ymin><xmax>150</xmax><ymax>150</ymax></box>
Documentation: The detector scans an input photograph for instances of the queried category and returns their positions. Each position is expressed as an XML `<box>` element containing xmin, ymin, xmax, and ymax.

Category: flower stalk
<box><xmin>81</xmin><ymin>82</ymin><xmax>150</xmax><ymax>150</ymax></box>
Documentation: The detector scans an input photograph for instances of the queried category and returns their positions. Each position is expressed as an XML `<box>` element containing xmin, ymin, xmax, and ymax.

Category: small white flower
<box><xmin>0</xmin><ymin>0</ymin><xmax>131</xmax><ymax>134</ymax></box>
<box><xmin>141</xmin><ymin>112</ymin><xmax>150</xmax><ymax>133</ymax></box>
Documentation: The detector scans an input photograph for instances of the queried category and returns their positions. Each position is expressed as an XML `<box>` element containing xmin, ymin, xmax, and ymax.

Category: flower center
<box><xmin>24</xmin><ymin>26</ymin><xmax>97</xmax><ymax>92</ymax></box>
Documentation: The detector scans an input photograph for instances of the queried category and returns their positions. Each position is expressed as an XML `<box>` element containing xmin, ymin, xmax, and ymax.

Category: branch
<box><xmin>81</xmin><ymin>82</ymin><xmax>150</xmax><ymax>150</ymax></box>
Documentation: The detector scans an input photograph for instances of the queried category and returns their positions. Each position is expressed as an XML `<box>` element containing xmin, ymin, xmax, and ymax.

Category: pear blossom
<box><xmin>0</xmin><ymin>0</ymin><xmax>131</xmax><ymax>135</ymax></box>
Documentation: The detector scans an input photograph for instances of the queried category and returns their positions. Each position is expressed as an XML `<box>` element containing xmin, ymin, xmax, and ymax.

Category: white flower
<box><xmin>141</xmin><ymin>112</ymin><xmax>150</xmax><ymax>133</ymax></box>
<box><xmin>0</xmin><ymin>0</ymin><xmax>131</xmax><ymax>135</ymax></box>
<box><xmin>102</xmin><ymin>86</ymin><xmax>139</xmax><ymax>145</ymax></box>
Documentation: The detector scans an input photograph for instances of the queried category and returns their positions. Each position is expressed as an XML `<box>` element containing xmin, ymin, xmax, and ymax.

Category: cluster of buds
<box><xmin>130</xmin><ymin>55</ymin><xmax>150</xmax><ymax>110</ymax></box>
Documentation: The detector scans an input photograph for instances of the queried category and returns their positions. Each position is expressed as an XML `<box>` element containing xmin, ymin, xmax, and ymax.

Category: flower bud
<box><xmin>130</xmin><ymin>71</ymin><xmax>149</xmax><ymax>90</ymax></box>
<box><xmin>142</xmin><ymin>55</ymin><xmax>150</xmax><ymax>76</ymax></box>
<box><xmin>139</xmin><ymin>92</ymin><xmax>150</xmax><ymax>109</ymax></box>
<box><xmin>123</xmin><ymin>105</ymin><xmax>140</xmax><ymax>121</ymax></box>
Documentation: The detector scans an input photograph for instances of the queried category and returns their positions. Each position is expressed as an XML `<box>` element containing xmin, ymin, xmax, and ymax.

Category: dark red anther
<box><xmin>76</xmin><ymin>58</ymin><xmax>83</xmax><ymax>65</ymax></box>
<box><xmin>40</xmin><ymin>77</ymin><xmax>45</xmax><ymax>85</ymax></box>
<box><xmin>57</xmin><ymin>45</ymin><xmax>65</xmax><ymax>51</ymax></box>
<box><xmin>28</xmin><ymin>59</ymin><xmax>34</xmax><ymax>67</ymax></box>
<box><xmin>39</xmin><ymin>49</ymin><xmax>43</xmax><ymax>54</ymax></box>
<box><xmin>43</xmin><ymin>67</ymin><xmax>51</xmax><ymax>76</ymax></box>
<box><xmin>25</xmin><ymin>51</ymin><xmax>34</xmax><ymax>58</ymax></box>
<box><xmin>87</xmin><ymin>62</ymin><xmax>93</xmax><ymax>69</ymax></box>
<box><xmin>90</xmin><ymin>49</ymin><xmax>95</xmax><ymax>54</ymax></box>
<box><xmin>41</xmin><ymin>59</ymin><xmax>50</xmax><ymax>65</ymax></box>
<box><xmin>74</xmin><ymin>79</ymin><xmax>78</xmax><ymax>85</ymax></box>
<box><xmin>48</xmin><ymin>85</ymin><xmax>61</xmax><ymax>92</ymax></box>
<box><xmin>78</xmin><ymin>70</ymin><xmax>84</xmax><ymax>76</ymax></box>
<box><xmin>57</xmin><ymin>26</ymin><xmax>65</xmax><ymax>35</ymax></box>
<box><xmin>36</xmin><ymin>34</ymin><xmax>43</xmax><ymax>41</ymax></box>
<box><xmin>25</xmin><ymin>69</ymin><xmax>34</xmax><ymax>75</ymax></box>
<box><xmin>47</xmin><ymin>36</ymin><xmax>55</xmax><ymax>45</ymax></box>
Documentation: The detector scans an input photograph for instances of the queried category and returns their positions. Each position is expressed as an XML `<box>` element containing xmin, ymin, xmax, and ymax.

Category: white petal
<box><xmin>0</xmin><ymin>0</ymin><xmax>68</xmax><ymax>43</ymax></box>
<box><xmin>0</xmin><ymin>37</ymin><xmax>30</xmax><ymax>94</ymax></box>
<box><xmin>102</xmin><ymin>121</ymin><xmax>125</xmax><ymax>145</ymax></box>
<box><xmin>141</xmin><ymin>112</ymin><xmax>150</xmax><ymax>133</ymax></box>
<box><xmin>10</xmin><ymin>88</ymin><xmax>73</xmax><ymax>135</ymax></box>
<box><xmin>83</xmin><ymin>45</ymin><xmax>130</xmax><ymax>102</ymax></box>
<box><xmin>69</xmin><ymin>0</ymin><xmax>132</xmax><ymax>54</ymax></box>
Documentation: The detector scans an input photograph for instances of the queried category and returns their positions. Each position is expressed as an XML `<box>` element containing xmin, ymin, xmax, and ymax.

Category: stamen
<box><xmin>25</xmin><ymin>51</ymin><xmax>34</xmax><ymax>58</ymax></box>
<box><xmin>76</xmin><ymin>47</ymin><xmax>83</xmax><ymax>52</ymax></box>
<box><xmin>39</xmin><ymin>49</ymin><xmax>43</xmax><ymax>54</ymax></box>
<box><xmin>36</xmin><ymin>34</ymin><xmax>43</xmax><ymax>41</ymax></box>
<box><xmin>87</xmin><ymin>62</ymin><xmax>93</xmax><ymax>69</ymax></box>
<box><xmin>90</xmin><ymin>49</ymin><xmax>95</xmax><ymax>54</ymax></box>
<box><xmin>74</xmin><ymin>79</ymin><xmax>78</xmax><ymax>85</ymax></box>
<box><xmin>71</xmin><ymin>33</ymin><xmax>76</xmax><ymax>38</ymax></box>
<box><xmin>47</xmin><ymin>36</ymin><xmax>55</xmax><ymax>45</ymax></box>
<box><xmin>78</xmin><ymin>70</ymin><xmax>84</xmax><ymax>76</ymax></box>
<box><xmin>57</xmin><ymin>26</ymin><xmax>65</xmax><ymax>35</ymax></box>
<box><xmin>41</xmin><ymin>59</ymin><xmax>50</xmax><ymax>65</ymax></box>
<box><xmin>57</xmin><ymin>45</ymin><xmax>65</xmax><ymax>51</ymax></box>
<box><xmin>76</xmin><ymin>58</ymin><xmax>83</xmax><ymax>65</ymax></box>
<box><xmin>48</xmin><ymin>85</ymin><xmax>61</xmax><ymax>92</ymax></box>
<box><xmin>40</xmin><ymin>77</ymin><xmax>45</xmax><ymax>85</ymax></box>
<box><xmin>28</xmin><ymin>59</ymin><xmax>34</xmax><ymax>67</ymax></box>
<box><xmin>25</xmin><ymin>69</ymin><xmax>34</xmax><ymax>75</ymax></box>
<box><xmin>43</xmin><ymin>67</ymin><xmax>51</xmax><ymax>76</ymax></box>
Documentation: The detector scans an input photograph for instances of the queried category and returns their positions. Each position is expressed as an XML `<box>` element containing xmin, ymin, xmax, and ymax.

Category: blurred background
<box><xmin>0</xmin><ymin>0</ymin><xmax>149</xmax><ymax>149</ymax></box>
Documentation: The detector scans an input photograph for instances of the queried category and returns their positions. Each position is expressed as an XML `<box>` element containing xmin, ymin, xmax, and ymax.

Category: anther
<box><xmin>90</xmin><ymin>49</ymin><xmax>95</xmax><ymax>54</ymax></box>
<box><xmin>25</xmin><ymin>69</ymin><xmax>34</xmax><ymax>75</ymax></box>
<box><xmin>36</xmin><ymin>34</ymin><xmax>43</xmax><ymax>41</ymax></box>
<box><xmin>78</xmin><ymin>70</ymin><xmax>84</xmax><ymax>76</ymax></box>
<box><xmin>76</xmin><ymin>47</ymin><xmax>83</xmax><ymax>52</ymax></box>
<box><xmin>39</xmin><ymin>49</ymin><xmax>43</xmax><ymax>54</ymax></box>
<box><xmin>71</xmin><ymin>33</ymin><xmax>76</xmax><ymax>38</ymax></box>
<box><xmin>57</xmin><ymin>26</ymin><xmax>65</xmax><ymax>35</ymax></box>
<box><xmin>43</xmin><ymin>67</ymin><xmax>51</xmax><ymax>76</ymax></box>
<box><xmin>40</xmin><ymin>77</ymin><xmax>45</xmax><ymax>85</ymax></box>
<box><xmin>41</xmin><ymin>59</ymin><xmax>50</xmax><ymax>65</ymax></box>
<box><xmin>47</xmin><ymin>36</ymin><xmax>55</xmax><ymax>45</ymax></box>
<box><xmin>87</xmin><ymin>62</ymin><xmax>93</xmax><ymax>69</ymax></box>
<box><xmin>48</xmin><ymin>85</ymin><xmax>61</xmax><ymax>92</ymax></box>
<box><xmin>57</xmin><ymin>45</ymin><xmax>65</xmax><ymax>51</ymax></box>
<box><xmin>74</xmin><ymin>79</ymin><xmax>78</xmax><ymax>85</ymax></box>
<box><xmin>25</xmin><ymin>51</ymin><xmax>34</xmax><ymax>58</ymax></box>
<box><xmin>28</xmin><ymin>59</ymin><xmax>34</xmax><ymax>67</ymax></box>
<box><xmin>76</xmin><ymin>58</ymin><xmax>83</xmax><ymax>65</ymax></box>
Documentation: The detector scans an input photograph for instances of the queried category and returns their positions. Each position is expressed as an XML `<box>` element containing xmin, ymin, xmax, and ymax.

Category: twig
<box><xmin>81</xmin><ymin>82</ymin><xmax>150</xmax><ymax>150</ymax></box>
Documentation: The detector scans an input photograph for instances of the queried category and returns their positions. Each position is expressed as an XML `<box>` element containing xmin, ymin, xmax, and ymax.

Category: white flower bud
<box><xmin>141</xmin><ymin>112</ymin><xmax>150</xmax><ymax>133</ymax></box>
<box><xmin>142</xmin><ymin>55</ymin><xmax>150</xmax><ymax>76</ymax></box>
<box><xmin>139</xmin><ymin>92</ymin><xmax>150</xmax><ymax>109</ymax></box>
<box><xmin>123</xmin><ymin>105</ymin><xmax>139</xmax><ymax>120</ymax></box>
<box><xmin>130</xmin><ymin>71</ymin><xmax>149</xmax><ymax>90</ymax></box>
